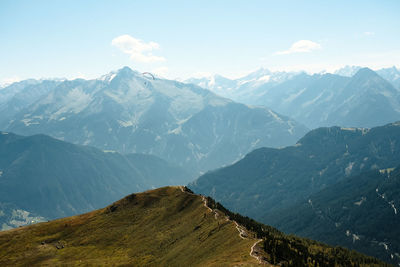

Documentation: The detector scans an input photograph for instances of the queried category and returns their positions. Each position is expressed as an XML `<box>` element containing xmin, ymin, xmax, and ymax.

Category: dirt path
<box><xmin>250</xmin><ymin>239</ymin><xmax>265</xmax><ymax>264</ymax></box>
<box><xmin>178</xmin><ymin>186</ymin><xmax>267</xmax><ymax>264</ymax></box>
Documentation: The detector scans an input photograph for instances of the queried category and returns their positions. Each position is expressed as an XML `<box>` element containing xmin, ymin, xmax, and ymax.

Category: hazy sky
<box><xmin>1</xmin><ymin>0</ymin><xmax>399</xmax><ymax>83</ymax></box>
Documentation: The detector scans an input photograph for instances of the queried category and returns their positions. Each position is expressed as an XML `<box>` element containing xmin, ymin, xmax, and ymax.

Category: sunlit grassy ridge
<box><xmin>0</xmin><ymin>186</ymin><xmax>388</xmax><ymax>266</ymax></box>
<box><xmin>0</xmin><ymin>186</ymin><xmax>258</xmax><ymax>266</ymax></box>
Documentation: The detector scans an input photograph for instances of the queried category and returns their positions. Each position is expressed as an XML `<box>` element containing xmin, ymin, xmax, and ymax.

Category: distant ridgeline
<box><xmin>186</xmin><ymin>67</ymin><xmax>400</xmax><ymax>129</ymax></box>
<box><xmin>0</xmin><ymin>131</ymin><xmax>191</xmax><ymax>230</ymax></box>
<box><xmin>0</xmin><ymin>187</ymin><xmax>387</xmax><ymax>266</ymax></box>
<box><xmin>190</xmin><ymin>121</ymin><xmax>400</xmax><ymax>265</ymax></box>
<box><xmin>0</xmin><ymin>66</ymin><xmax>307</xmax><ymax>174</ymax></box>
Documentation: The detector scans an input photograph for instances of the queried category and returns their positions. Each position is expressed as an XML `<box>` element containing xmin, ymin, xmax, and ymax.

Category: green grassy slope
<box><xmin>0</xmin><ymin>187</ymin><xmax>387</xmax><ymax>266</ymax></box>
<box><xmin>0</xmin><ymin>187</ymin><xmax>258</xmax><ymax>266</ymax></box>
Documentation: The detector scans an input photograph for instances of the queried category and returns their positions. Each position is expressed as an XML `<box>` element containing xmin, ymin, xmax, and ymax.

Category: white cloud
<box><xmin>363</xmin><ymin>31</ymin><xmax>375</xmax><ymax>36</ymax></box>
<box><xmin>112</xmin><ymin>34</ymin><xmax>166</xmax><ymax>63</ymax></box>
<box><xmin>276</xmin><ymin>40</ymin><xmax>321</xmax><ymax>55</ymax></box>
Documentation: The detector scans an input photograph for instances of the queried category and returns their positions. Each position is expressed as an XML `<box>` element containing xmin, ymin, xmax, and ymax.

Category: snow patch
<box><xmin>341</xmin><ymin>127</ymin><xmax>357</xmax><ymax>131</ymax></box>
<box><xmin>287</xmin><ymin>120</ymin><xmax>295</xmax><ymax>135</ymax></box>
<box><xmin>118</xmin><ymin>120</ymin><xmax>134</xmax><ymax>127</ymax></box>
<box><xmin>251</xmin><ymin>139</ymin><xmax>260</xmax><ymax>147</ymax></box>
<box><xmin>354</xmin><ymin>196</ymin><xmax>366</xmax><ymax>206</ymax></box>
<box><xmin>21</xmin><ymin>118</ymin><xmax>39</xmax><ymax>126</ymax></box>
<box><xmin>99</xmin><ymin>72</ymin><xmax>117</xmax><ymax>82</ymax></box>
<box><xmin>283</xmin><ymin>88</ymin><xmax>306</xmax><ymax>104</ymax></box>
<box><xmin>258</xmin><ymin>75</ymin><xmax>271</xmax><ymax>82</ymax></box>
<box><xmin>103</xmin><ymin>150</ymin><xmax>117</xmax><ymax>153</ymax></box>
<box><xmin>376</xmin><ymin>189</ymin><xmax>397</xmax><ymax>215</ymax></box>
<box><xmin>379</xmin><ymin>242</ymin><xmax>389</xmax><ymax>251</ymax></box>
<box><xmin>345</xmin><ymin>162</ymin><xmax>355</xmax><ymax>176</ymax></box>
<box><xmin>319</xmin><ymin>167</ymin><xmax>328</xmax><ymax>176</ymax></box>
<box><xmin>168</xmin><ymin>126</ymin><xmax>182</xmax><ymax>135</ymax></box>
<box><xmin>389</xmin><ymin>201</ymin><xmax>398</xmax><ymax>215</ymax></box>
<box><xmin>268</xmin><ymin>109</ymin><xmax>283</xmax><ymax>123</ymax></box>
<box><xmin>352</xmin><ymin>234</ymin><xmax>360</xmax><ymax>243</ymax></box>
<box><xmin>345</xmin><ymin>230</ymin><xmax>360</xmax><ymax>243</ymax></box>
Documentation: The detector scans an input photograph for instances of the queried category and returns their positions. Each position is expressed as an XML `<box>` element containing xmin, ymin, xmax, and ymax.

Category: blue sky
<box><xmin>1</xmin><ymin>0</ymin><xmax>399</xmax><ymax>83</ymax></box>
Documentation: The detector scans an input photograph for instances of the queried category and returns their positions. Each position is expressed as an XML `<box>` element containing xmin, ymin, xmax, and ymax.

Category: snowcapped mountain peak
<box><xmin>98</xmin><ymin>71</ymin><xmax>117</xmax><ymax>82</ymax></box>
<box><xmin>1</xmin><ymin>67</ymin><xmax>307</xmax><ymax>174</ymax></box>
<box><xmin>239</xmin><ymin>67</ymin><xmax>271</xmax><ymax>82</ymax></box>
<box><xmin>334</xmin><ymin>65</ymin><xmax>362</xmax><ymax>77</ymax></box>
<box><xmin>376</xmin><ymin>66</ymin><xmax>400</xmax><ymax>89</ymax></box>
<box><xmin>98</xmin><ymin>66</ymin><xmax>142</xmax><ymax>83</ymax></box>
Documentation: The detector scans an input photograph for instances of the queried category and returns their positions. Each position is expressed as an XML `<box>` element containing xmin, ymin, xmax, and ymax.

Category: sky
<box><xmin>1</xmin><ymin>0</ymin><xmax>399</xmax><ymax>84</ymax></box>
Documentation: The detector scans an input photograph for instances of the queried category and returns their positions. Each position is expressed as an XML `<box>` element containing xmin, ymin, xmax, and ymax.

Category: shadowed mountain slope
<box><xmin>190</xmin><ymin>122</ymin><xmax>400</xmax><ymax>220</ymax></box>
<box><xmin>0</xmin><ymin>131</ymin><xmax>191</xmax><ymax>229</ymax></box>
<box><xmin>269</xmin><ymin>166</ymin><xmax>400</xmax><ymax>265</ymax></box>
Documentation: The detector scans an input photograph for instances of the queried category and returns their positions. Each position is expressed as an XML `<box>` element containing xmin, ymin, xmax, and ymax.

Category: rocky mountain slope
<box><xmin>0</xmin><ymin>67</ymin><xmax>307</xmax><ymax>173</ymax></box>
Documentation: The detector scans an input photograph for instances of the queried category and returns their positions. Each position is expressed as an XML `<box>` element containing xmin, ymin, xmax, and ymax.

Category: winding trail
<box><xmin>250</xmin><ymin>239</ymin><xmax>265</xmax><ymax>264</ymax></box>
<box><xmin>178</xmin><ymin>186</ymin><xmax>266</xmax><ymax>264</ymax></box>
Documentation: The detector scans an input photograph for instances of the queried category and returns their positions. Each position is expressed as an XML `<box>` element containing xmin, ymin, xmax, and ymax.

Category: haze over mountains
<box><xmin>0</xmin><ymin>131</ymin><xmax>189</xmax><ymax>230</ymax></box>
<box><xmin>2</xmin><ymin>65</ymin><xmax>400</xmax><ymax>265</ymax></box>
<box><xmin>0</xmin><ymin>67</ymin><xmax>307</xmax><ymax>174</ymax></box>
<box><xmin>186</xmin><ymin>66</ymin><xmax>400</xmax><ymax>129</ymax></box>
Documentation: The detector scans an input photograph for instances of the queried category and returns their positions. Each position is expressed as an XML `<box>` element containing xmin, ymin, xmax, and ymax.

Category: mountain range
<box><xmin>0</xmin><ymin>131</ymin><xmax>190</xmax><ymax>230</ymax></box>
<box><xmin>186</xmin><ymin>66</ymin><xmax>400</xmax><ymax>129</ymax></box>
<box><xmin>189</xmin><ymin>121</ymin><xmax>400</xmax><ymax>265</ymax></box>
<box><xmin>2</xmin><ymin>65</ymin><xmax>400</xmax><ymax>265</ymax></box>
<box><xmin>0</xmin><ymin>67</ymin><xmax>308</xmax><ymax>174</ymax></box>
